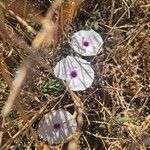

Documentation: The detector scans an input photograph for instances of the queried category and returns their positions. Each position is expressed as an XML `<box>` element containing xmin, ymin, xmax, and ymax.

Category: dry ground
<box><xmin>0</xmin><ymin>0</ymin><xmax>150</xmax><ymax>150</ymax></box>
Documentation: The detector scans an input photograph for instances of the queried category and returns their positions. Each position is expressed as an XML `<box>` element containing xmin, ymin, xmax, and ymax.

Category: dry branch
<box><xmin>1</xmin><ymin>0</ymin><xmax>63</xmax><ymax>118</ymax></box>
<box><xmin>1</xmin><ymin>0</ymin><xmax>84</xmax><ymax>149</ymax></box>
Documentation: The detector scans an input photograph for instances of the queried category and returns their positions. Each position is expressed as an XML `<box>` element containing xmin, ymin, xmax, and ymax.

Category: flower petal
<box><xmin>67</xmin><ymin>68</ymin><xmax>94</xmax><ymax>91</ymax></box>
<box><xmin>54</xmin><ymin>58</ymin><xmax>67</xmax><ymax>80</ymax></box>
<box><xmin>38</xmin><ymin>109</ymin><xmax>77</xmax><ymax>145</ymax></box>
<box><xmin>54</xmin><ymin>56</ymin><xmax>94</xmax><ymax>91</ymax></box>
<box><xmin>70</xmin><ymin>29</ymin><xmax>103</xmax><ymax>56</ymax></box>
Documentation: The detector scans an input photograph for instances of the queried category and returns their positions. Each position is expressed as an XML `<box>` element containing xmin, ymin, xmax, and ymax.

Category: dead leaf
<box><xmin>59</xmin><ymin>0</ymin><xmax>81</xmax><ymax>29</ymax></box>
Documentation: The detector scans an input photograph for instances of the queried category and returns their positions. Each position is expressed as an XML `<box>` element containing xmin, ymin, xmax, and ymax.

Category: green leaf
<box><xmin>0</xmin><ymin>83</ymin><xmax>5</xmax><ymax>92</ymax></box>
<box><xmin>116</xmin><ymin>117</ymin><xmax>130</xmax><ymax>124</ymax></box>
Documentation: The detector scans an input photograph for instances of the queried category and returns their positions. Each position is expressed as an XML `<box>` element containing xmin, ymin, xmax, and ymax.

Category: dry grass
<box><xmin>0</xmin><ymin>0</ymin><xmax>150</xmax><ymax>150</ymax></box>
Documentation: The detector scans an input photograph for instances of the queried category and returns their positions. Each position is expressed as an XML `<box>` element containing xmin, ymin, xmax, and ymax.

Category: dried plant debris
<box><xmin>128</xmin><ymin>134</ymin><xmax>150</xmax><ymax>150</ymax></box>
<box><xmin>0</xmin><ymin>0</ymin><xmax>150</xmax><ymax>150</ymax></box>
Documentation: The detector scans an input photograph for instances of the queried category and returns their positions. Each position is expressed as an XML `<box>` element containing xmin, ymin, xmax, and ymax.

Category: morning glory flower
<box><xmin>38</xmin><ymin>109</ymin><xmax>77</xmax><ymax>145</ymax></box>
<box><xmin>54</xmin><ymin>56</ymin><xmax>94</xmax><ymax>91</ymax></box>
<box><xmin>70</xmin><ymin>29</ymin><xmax>103</xmax><ymax>56</ymax></box>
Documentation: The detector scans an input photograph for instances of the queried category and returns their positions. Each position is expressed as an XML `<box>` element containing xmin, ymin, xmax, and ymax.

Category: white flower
<box><xmin>54</xmin><ymin>56</ymin><xmax>94</xmax><ymax>91</ymax></box>
<box><xmin>70</xmin><ymin>29</ymin><xmax>103</xmax><ymax>56</ymax></box>
<box><xmin>38</xmin><ymin>109</ymin><xmax>77</xmax><ymax>145</ymax></box>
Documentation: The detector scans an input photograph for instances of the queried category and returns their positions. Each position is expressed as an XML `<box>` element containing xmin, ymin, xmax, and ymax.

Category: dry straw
<box><xmin>1</xmin><ymin>0</ymin><xmax>63</xmax><ymax>118</ymax></box>
<box><xmin>1</xmin><ymin>0</ymin><xmax>83</xmax><ymax>149</ymax></box>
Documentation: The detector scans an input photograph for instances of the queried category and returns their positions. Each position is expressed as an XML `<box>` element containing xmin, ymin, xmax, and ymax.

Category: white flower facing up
<box><xmin>38</xmin><ymin>109</ymin><xmax>77</xmax><ymax>145</ymax></box>
<box><xmin>70</xmin><ymin>29</ymin><xmax>103</xmax><ymax>56</ymax></box>
<box><xmin>54</xmin><ymin>56</ymin><xmax>94</xmax><ymax>91</ymax></box>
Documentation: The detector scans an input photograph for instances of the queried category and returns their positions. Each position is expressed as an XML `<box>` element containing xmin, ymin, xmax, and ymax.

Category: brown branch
<box><xmin>1</xmin><ymin>0</ymin><xmax>84</xmax><ymax>149</ymax></box>
<box><xmin>1</xmin><ymin>0</ymin><xmax>63</xmax><ymax>118</ymax></box>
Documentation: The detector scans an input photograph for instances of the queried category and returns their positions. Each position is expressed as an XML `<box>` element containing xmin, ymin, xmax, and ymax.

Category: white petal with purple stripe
<box><xmin>70</xmin><ymin>29</ymin><xmax>103</xmax><ymax>56</ymax></box>
<box><xmin>38</xmin><ymin>109</ymin><xmax>77</xmax><ymax>145</ymax></box>
<box><xmin>54</xmin><ymin>56</ymin><xmax>94</xmax><ymax>91</ymax></box>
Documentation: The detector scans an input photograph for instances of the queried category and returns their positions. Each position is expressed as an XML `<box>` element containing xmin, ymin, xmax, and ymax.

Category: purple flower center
<box><xmin>53</xmin><ymin>123</ymin><xmax>61</xmax><ymax>130</ymax></box>
<box><xmin>70</xmin><ymin>70</ymin><xmax>78</xmax><ymax>78</ymax></box>
<box><xmin>83</xmin><ymin>41</ymin><xmax>90</xmax><ymax>47</ymax></box>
